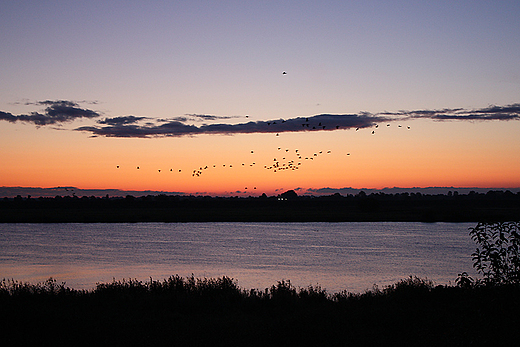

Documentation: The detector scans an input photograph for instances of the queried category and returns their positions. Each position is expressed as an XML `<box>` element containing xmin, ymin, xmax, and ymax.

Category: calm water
<box><xmin>0</xmin><ymin>222</ymin><xmax>478</xmax><ymax>293</ymax></box>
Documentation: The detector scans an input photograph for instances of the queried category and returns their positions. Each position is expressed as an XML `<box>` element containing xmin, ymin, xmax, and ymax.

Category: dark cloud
<box><xmin>74</xmin><ymin>103</ymin><xmax>520</xmax><ymax>138</ymax></box>
<box><xmin>0</xmin><ymin>100</ymin><xmax>101</xmax><ymax>125</ymax></box>
<box><xmin>77</xmin><ymin>121</ymin><xmax>201</xmax><ymax>138</ymax></box>
<box><xmin>155</xmin><ymin>114</ymin><xmax>239</xmax><ymax>124</ymax></box>
<box><xmin>97</xmin><ymin>116</ymin><xmax>146</xmax><ymax>125</ymax></box>
<box><xmin>382</xmin><ymin>103</ymin><xmax>520</xmax><ymax>121</ymax></box>
<box><xmin>0</xmin><ymin>111</ymin><xmax>17</xmax><ymax>123</ymax></box>
<box><xmin>2</xmin><ymin>101</ymin><xmax>519</xmax><ymax>137</ymax></box>
<box><xmin>20</xmin><ymin>99</ymin><xmax>99</xmax><ymax>106</ymax></box>
<box><xmin>76</xmin><ymin>113</ymin><xmax>384</xmax><ymax>138</ymax></box>
<box><xmin>28</xmin><ymin>100</ymin><xmax>78</xmax><ymax>107</ymax></box>
<box><xmin>161</xmin><ymin>116</ymin><xmax>189</xmax><ymax>123</ymax></box>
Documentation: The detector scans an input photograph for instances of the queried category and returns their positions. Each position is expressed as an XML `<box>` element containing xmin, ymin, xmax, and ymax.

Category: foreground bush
<box><xmin>470</xmin><ymin>221</ymin><xmax>520</xmax><ymax>285</ymax></box>
<box><xmin>1</xmin><ymin>275</ymin><xmax>519</xmax><ymax>346</ymax></box>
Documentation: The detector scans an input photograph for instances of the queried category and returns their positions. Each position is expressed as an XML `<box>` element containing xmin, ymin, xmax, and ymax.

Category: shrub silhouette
<box><xmin>469</xmin><ymin>221</ymin><xmax>520</xmax><ymax>285</ymax></box>
<box><xmin>455</xmin><ymin>272</ymin><xmax>474</xmax><ymax>288</ymax></box>
<box><xmin>3</xmin><ymin>275</ymin><xmax>520</xmax><ymax>345</ymax></box>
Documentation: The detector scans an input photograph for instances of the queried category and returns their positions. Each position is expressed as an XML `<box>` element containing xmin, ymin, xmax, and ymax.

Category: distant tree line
<box><xmin>1</xmin><ymin>189</ymin><xmax>519</xmax><ymax>222</ymax></box>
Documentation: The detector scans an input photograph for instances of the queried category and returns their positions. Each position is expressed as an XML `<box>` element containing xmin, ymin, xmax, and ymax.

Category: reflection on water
<box><xmin>0</xmin><ymin>222</ymin><xmax>477</xmax><ymax>293</ymax></box>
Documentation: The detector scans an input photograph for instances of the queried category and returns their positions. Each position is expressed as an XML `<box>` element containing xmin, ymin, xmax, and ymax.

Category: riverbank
<box><xmin>1</xmin><ymin>276</ymin><xmax>518</xmax><ymax>346</ymax></box>
<box><xmin>1</xmin><ymin>190</ymin><xmax>520</xmax><ymax>222</ymax></box>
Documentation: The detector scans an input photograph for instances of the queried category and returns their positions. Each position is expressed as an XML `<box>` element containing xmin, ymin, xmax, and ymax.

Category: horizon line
<box><xmin>1</xmin><ymin>185</ymin><xmax>519</xmax><ymax>198</ymax></box>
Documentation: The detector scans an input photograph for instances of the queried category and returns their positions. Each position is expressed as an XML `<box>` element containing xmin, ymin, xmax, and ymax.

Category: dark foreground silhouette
<box><xmin>1</xmin><ymin>275</ymin><xmax>519</xmax><ymax>346</ymax></box>
<box><xmin>2</xmin><ymin>189</ymin><xmax>520</xmax><ymax>222</ymax></box>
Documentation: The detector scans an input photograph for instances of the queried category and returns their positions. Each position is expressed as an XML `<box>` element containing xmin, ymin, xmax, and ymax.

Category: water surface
<box><xmin>0</xmin><ymin>222</ymin><xmax>477</xmax><ymax>293</ymax></box>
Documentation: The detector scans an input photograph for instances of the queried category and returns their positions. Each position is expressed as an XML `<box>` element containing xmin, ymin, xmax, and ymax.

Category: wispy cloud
<box><xmin>382</xmin><ymin>103</ymin><xmax>520</xmax><ymax>121</ymax></box>
<box><xmin>97</xmin><ymin>116</ymin><xmax>147</xmax><ymax>125</ymax></box>
<box><xmin>184</xmin><ymin>114</ymin><xmax>239</xmax><ymax>121</ymax></box>
<box><xmin>2</xmin><ymin>100</ymin><xmax>519</xmax><ymax>137</ymax></box>
<box><xmin>0</xmin><ymin>100</ymin><xmax>101</xmax><ymax>126</ymax></box>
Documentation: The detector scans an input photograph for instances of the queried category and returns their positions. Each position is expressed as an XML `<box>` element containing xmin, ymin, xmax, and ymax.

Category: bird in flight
<box><xmin>282</xmin><ymin>71</ymin><xmax>287</xmax><ymax>75</ymax></box>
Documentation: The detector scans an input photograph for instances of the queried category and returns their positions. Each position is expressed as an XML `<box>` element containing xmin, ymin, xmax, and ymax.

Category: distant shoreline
<box><xmin>2</xmin><ymin>190</ymin><xmax>519</xmax><ymax>223</ymax></box>
<box><xmin>1</xmin><ymin>185</ymin><xmax>520</xmax><ymax>198</ymax></box>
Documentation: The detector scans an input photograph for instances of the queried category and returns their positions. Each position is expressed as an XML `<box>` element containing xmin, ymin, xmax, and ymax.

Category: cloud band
<box><xmin>2</xmin><ymin>100</ymin><xmax>519</xmax><ymax>138</ymax></box>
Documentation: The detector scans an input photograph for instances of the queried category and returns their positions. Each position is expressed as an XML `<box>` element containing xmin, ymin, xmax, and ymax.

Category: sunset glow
<box><xmin>1</xmin><ymin>1</ymin><xmax>519</xmax><ymax>196</ymax></box>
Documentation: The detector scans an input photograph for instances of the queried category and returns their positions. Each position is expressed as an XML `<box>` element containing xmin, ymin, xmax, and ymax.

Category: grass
<box><xmin>1</xmin><ymin>275</ymin><xmax>519</xmax><ymax>346</ymax></box>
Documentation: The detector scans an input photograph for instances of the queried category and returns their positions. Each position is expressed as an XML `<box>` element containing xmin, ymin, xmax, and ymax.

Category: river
<box><xmin>0</xmin><ymin>222</ymin><xmax>478</xmax><ymax>293</ymax></box>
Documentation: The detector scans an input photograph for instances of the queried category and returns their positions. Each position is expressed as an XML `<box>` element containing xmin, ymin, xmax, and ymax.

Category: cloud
<box><xmin>2</xmin><ymin>100</ymin><xmax>519</xmax><ymax>137</ymax></box>
<box><xmin>97</xmin><ymin>116</ymin><xmax>147</xmax><ymax>125</ymax></box>
<box><xmin>305</xmin><ymin>186</ymin><xmax>520</xmax><ymax>196</ymax></box>
<box><xmin>184</xmin><ymin>114</ymin><xmax>239</xmax><ymax>121</ymax></box>
<box><xmin>75</xmin><ymin>113</ymin><xmax>384</xmax><ymax>138</ymax></box>
<box><xmin>17</xmin><ymin>99</ymin><xmax>99</xmax><ymax>106</ymax></box>
<box><xmin>0</xmin><ymin>186</ymin><xmax>186</xmax><ymax>198</ymax></box>
<box><xmin>382</xmin><ymin>103</ymin><xmax>520</xmax><ymax>121</ymax></box>
<box><xmin>0</xmin><ymin>111</ymin><xmax>17</xmax><ymax>123</ymax></box>
<box><xmin>0</xmin><ymin>100</ymin><xmax>101</xmax><ymax>125</ymax></box>
<box><xmin>74</xmin><ymin>103</ymin><xmax>520</xmax><ymax>138</ymax></box>
<box><xmin>157</xmin><ymin>114</ymin><xmax>239</xmax><ymax>124</ymax></box>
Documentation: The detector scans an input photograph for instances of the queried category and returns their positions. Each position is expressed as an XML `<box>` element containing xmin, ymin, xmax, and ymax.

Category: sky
<box><xmin>1</xmin><ymin>0</ymin><xmax>520</xmax><ymax>196</ymax></box>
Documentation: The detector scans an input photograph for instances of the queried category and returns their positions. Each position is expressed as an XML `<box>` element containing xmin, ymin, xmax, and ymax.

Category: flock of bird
<box><xmin>117</xmin><ymin>146</ymin><xmax>331</xmax><ymax>177</ymax></box>
<box><xmin>115</xmin><ymin>71</ymin><xmax>411</xmax><ymax>192</ymax></box>
<box><xmin>116</xmin><ymin>120</ymin><xmax>410</xmax><ymax>181</ymax></box>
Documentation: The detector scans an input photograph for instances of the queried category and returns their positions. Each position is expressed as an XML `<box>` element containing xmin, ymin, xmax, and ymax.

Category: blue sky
<box><xmin>2</xmin><ymin>0</ymin><xmax>519</xmax><ymax>117</ymax></box>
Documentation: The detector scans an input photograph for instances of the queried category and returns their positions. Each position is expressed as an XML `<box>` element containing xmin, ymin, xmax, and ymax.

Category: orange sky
<box><xmin>1</xmin><ymin>117</ymin><xmax>519</xmax><ymax>196</ymax></box>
